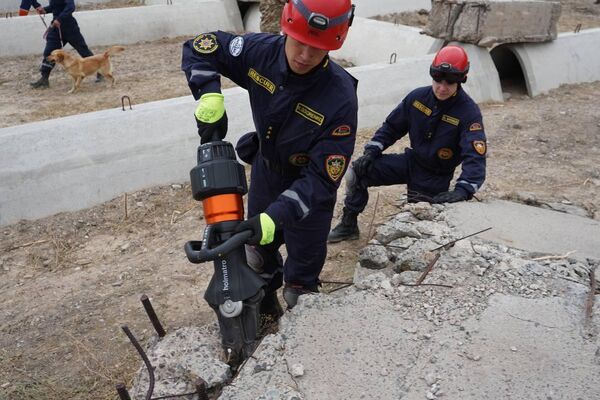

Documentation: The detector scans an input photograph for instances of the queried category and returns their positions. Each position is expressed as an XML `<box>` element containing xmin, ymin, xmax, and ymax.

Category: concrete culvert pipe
<box><xmin>490</xmin><ymin>45</ymin><xmax>528</xmax><ymax>98</ymax></box>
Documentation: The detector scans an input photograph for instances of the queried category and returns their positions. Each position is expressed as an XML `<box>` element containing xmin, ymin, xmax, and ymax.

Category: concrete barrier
<box><xmin>0</xmin><ymin>48</ymin><xmax>503</xmax><ymax>226</ymax></box>
<box><xmin>0</xmin><ymin>0</ymin><xmax>242</xmax><ymax>57</ymax></box>
<box><xmin>495</xmin><ymin>28</ymin><xmax>600</xmax><ymax>97</ymax></box>
<box><xmin>352</xmin><ymin>0</ymin><xmax>431</xmax><ymax>17</ymax></box>
<box><xmin>332</xmin><ymin>17</ymin><xmax>442</xmax><ymax>65</ymax></box>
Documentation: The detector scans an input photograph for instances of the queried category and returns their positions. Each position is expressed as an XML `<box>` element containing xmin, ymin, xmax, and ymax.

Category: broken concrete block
<box><xmin>424</xmin><ymin>0</ymin><xmax>561</xmax><ymax>46</ymax></box>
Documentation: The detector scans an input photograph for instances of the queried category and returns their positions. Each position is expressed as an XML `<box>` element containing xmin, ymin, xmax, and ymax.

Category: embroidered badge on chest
<box><xmin>412</xmin><ymin>100</ymin><xmax>432</xmax><ymax>116</ymax></box>
<box><xmin>193</xmin><ymin>33</ymin><xmax>218</xmax><ymax>54</ymax></box>
<box><xmin>325</xmin><ymin>155</ymin><xmax>346</xmax><ymax>182</ymax></box>
<box><xmin>437</xmin><ymin>148</ymin><xmax>454</xmax><ymax>160</ymax></box>
<box><xmin>472</xmin><ymin>140</ymin><xmax>487</xmax><ymax>155</ymax></box>
<box><xmin>441</xmin><ymin>114</ymin><xmax>460</xmax><ymax>126</ymax></box>
<box><xmin>248</xmin><ymin>68</ymin><xmax>275</xmax><ymax>94</ymax></box>
<box><xmin>331</xmin><ymin>124</ymin><xmax>352</xmax><ymax>137</ymax></box>
<box><xmin>289</xmin><ymin>153</ymin><xmax>310</xmax><ymax>166</ymax></box>
<box><xmin>295</xmin><ymin>103</ymin><xmax>325</xmax><ymax>126</ymax></box>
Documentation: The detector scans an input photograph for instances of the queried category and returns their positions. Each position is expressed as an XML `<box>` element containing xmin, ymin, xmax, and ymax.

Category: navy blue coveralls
<box><xmin>36</xmin><ymin>0</ymin><xmax>94</xmax><ymax>78</ymax></box>
<box><xmin>182</xmin><ymin>32</ymin><xmax>358</xmax><ymax>290</ymax></box>
<box><xmin>345</xmin><ymin>85</ymin><xmax>486</xmax><ymax>210</ymax></box>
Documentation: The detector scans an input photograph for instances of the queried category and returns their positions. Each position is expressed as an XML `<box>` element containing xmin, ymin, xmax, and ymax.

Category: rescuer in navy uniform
<box><xmin>181</xmin><ymin>0</ymin><xmax>358</xmax><ymax>313</ymax></box>
<box><xmin>328</xmin><ymin>45</ymin><xmax>487</xmax><ymax>243</ymax></box>
<box><xmin>18</xmin><ymin>0</ymin><xmax>45</xmax><ymax>15</ymax></box>
<box><xmin>30</xmin><ymin>0</ymin><xmax>101</xmax><ymax>88</ymax></box>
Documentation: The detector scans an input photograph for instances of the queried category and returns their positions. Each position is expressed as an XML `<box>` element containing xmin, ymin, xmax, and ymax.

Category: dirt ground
<box><xmin>1</xmin><ymin>2</ymin><xmax>600</xmax><ymax>400</ymax></box>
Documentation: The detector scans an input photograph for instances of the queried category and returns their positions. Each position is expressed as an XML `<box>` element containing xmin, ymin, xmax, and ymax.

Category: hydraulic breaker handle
<box><xmin>185</xmin><ymin>230</ymin><xmax>252</xmax><ymax>263</ymax></box>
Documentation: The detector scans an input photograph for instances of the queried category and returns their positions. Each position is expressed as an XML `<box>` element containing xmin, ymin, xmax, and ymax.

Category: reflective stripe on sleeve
<box><xmin>282</xmin><ymin>189</ymin><xmax>309</xmax><ymax>219</ymax></box>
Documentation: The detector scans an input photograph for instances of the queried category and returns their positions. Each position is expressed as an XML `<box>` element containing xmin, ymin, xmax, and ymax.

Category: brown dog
<box><xmin>46</xmin><ymin>46</ymin><xmax>125</xmax><ymax>93</ymax></box>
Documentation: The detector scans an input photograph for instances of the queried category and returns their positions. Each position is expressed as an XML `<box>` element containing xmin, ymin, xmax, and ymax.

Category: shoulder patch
<box><xmin>289</xmin><ymin>153</ymin><xmax>310</xmax><ymax>167</ymax></box>
<box><xmin>412</xmin><ymin>100</ymin><xmax>432</xmax><ymax>116</ymax></box>
<box><xmin>295</xmin><ymin>103</ymin><xmax>325</xmax><ymax>126</ymax></box>
<box><xmin>441</xmin><ymin>114</ymin><xmax>460</xmax><ymax>126</ymax></box>
<box><xmin>248</xmin><ymin>68</ymin><xmax>275</xmax><ymax>94</ymax></box>
<box><xmin>332</xmin><ymin>124</ymin><xmax>352</xmax><ymax>137</ymax></box>
<box><xmin>437</xmin><ymin>148</ymin><xmax>454</xmax><ymax>160</ymax></box>
<box><xmin>472</xmin><ymin>140</ymin><xmax>487</xmax><ymax>155</ymax></box>
<box><xmin>229</xmin><ymin>36</ymin><xmax>244</xmax><ymax>57</ymax></box>
<box><xmin>193</xmin><ymin>33</ymin><xmax>218</xmax><ymax>54</ymax></box>
<box><xmin>325</xmin><ymin>155</ymin><xmax>346</xmax><ymax>182</ymax></box>
<box><xmin>469</xmin><ymin>122</ymin><xmax>483</xmax><ymax>131</ymax></box>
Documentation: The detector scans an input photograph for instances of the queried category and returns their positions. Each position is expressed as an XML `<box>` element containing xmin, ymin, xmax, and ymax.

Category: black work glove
<box><xmin>196</xmin><ymin>111</ymin><xmax>228</xmax><ymax>144</ymax></box>
<box><xmin>432</xmin><ymin>187</ymin><xmax>470</xmax><ymax>204</ymax></box>
<box><xmin>234</xmin><ymin>213</ymin><xmax>276</xmax><ymax>246</ymax></box>
<box><xmin>352</xmin><ymin>148</ymin><xmax>379</xmax><ymax>177</ymax></box>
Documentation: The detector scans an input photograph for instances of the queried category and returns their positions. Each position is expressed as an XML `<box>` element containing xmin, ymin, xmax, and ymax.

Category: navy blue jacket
<box><xmin>366</xmin><ymin>86</ymin><xmax>486</xmax><ymax>194</ymax></box>
<box><xmin>182</xmin><ymin>32</ymin><xmax>358</xmax><ymax>227</ymax></box>
<box><xmin>43</xmin><ymin>0</ymin><xmax>77</xmax><ymax>27</ymax></box>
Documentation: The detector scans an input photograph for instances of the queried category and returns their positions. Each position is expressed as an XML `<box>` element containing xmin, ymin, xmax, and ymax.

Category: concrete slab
<box><xmin>0</xmin><ymin>0</ymin><xmax>243</xmax><ymax>57</ymax></box>
<box><xmin>426</xmin><ymin>0</ymin><xmax>561</xmax><ymax>46</ymax></box>
<box><xmin>352</xmin><ymin>0</ymin><xmax>432</xmax><ymax>17</ymax></box>
<box><xmin>445</xmin><ymin>199</ymin><xmax>600</xmax><ymax>261</ymax></box>
<box><xmin>502</xmin><ymin>28</ymin><xmax>600</xmax><ymax>96</ymax></box>
<box><xmin>331</xmin><ymin>17</ymin><xmax>443</xmax><ymax>66</ymax></box>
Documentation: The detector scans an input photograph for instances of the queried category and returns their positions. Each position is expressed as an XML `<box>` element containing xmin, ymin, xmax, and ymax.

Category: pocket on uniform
<box><xmin>235</xmin><ymin>131</ymin><xmax>259</xmax><ymax>164</ymax></box>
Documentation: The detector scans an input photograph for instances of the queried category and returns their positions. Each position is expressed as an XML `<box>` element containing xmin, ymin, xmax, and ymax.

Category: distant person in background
<box><xmin>328</xmin><ymin>45</ymin><xmax>487</xmax><ymax>243</ymax></box>
<box><xmin>30</xmin><ymin>0</ymin><xmax>102</xmax><ymax>89</ymax></box>
<box><xmin>259</xmin><ymin>0</ymin><xmax>285</xmax><ymax>34</ymax></box>
<box><xmin>18</xmin><ymin>0</ymin><xmax>45</xmax><ymax>15</ymax></box>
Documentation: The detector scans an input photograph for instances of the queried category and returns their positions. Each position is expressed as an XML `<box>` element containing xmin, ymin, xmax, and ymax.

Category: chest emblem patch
<box><xmin>332</xmin><ymin>124</ymin><xmax>352</xmax><ymax>137</ymax></box>
<box><xmin>289</xmin><ymin>153</ymin><xmax>310</xmax><ymax>166</ymax></box>
<box><xmin>412</xmin><ymin>100</ymin><xmax>432</xmax><ymax>116</ymax></box>
<box><xmin>472</xmin><ymin>140</ymin><xmax>487</xmax><ymax>155</ymax></box>
<box><xmin>441</xmin><ymin>114</ymin><xmax>460</xmax><ymax>126</ymax></box>
<box><xmin>437</xmin><ymin>148</ymin><xmax>454</xmax><ymax>160</ymax></box>
<box><xmin>325</xmin><ymin>155</ymin><xmax>346</xmax><ymax>182</ymax></box>
<box><xmin>248</xmin><ymin>68</ymin><xmax>275</xmax><ymax>94</ymax></box>
<box><xmin>469</xmin><ymin>122</ymin><xmax>483</xmax><ymax>131</ymax></box>
<box><xmin>295</xmin><ymin>103</ymin><xmax>325</xmax><ymax>126</ymax></box>
<box><xmin>193</xmin><ymin>33</ymin><xmax>218</xmax><ymax>54</ymax></box>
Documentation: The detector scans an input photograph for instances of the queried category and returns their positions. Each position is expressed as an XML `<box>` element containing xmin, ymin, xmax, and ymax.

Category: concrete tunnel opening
<box><xmin>490</xmin><ymin>45</ymin><xmax>529</xmax><ymax>97</ymax></box>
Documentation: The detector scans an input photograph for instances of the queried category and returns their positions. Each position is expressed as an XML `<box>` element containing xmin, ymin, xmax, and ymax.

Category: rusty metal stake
<box><xmin>116</xmin><ymin>383</ymin><xmax>132</xmax><ymax>400</ymax></box>
<box><xmin>121</xmin><ymin>95</ymin><xmax>132</xmax><ymax>111</ymax></box>
<box><xmin>121</xmin><ymin>325</ymin><xmax>155</xmax><ymax>400</ymax></box>
<box><xmin>141</xmin><ymin>294</ymin><xmax>166</xmax><ymax>338</ymax></box>
<box><xmin>416</xmin><ymin>252</ymin><xmax>440</xmax><ymax>285</ymax></box>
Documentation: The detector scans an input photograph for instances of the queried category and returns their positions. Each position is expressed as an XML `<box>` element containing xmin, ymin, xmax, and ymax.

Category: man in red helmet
<box><xmin>329</xmin><ymin>45</ymin><xmax>487</xmax><ymax>243</ymax></box>
<box><xmin>182</xmin><ymin>0</ymin><xmax>358</xmax><ymax>312</ymax></box>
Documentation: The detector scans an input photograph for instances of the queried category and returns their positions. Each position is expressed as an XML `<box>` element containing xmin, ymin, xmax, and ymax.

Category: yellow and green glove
<box><xmin>235</xmin><ymin>213</ymin><xmax>276</xmax><ymax>246</ymax></box>
<box><xmin>195</xmin><ymin>93</ymin><xmax>228</xmax><ymax>143</ymax></box>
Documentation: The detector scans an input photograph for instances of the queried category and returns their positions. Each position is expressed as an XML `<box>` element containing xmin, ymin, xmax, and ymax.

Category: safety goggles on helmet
<box><xmin>430</xmin><ymin>63</ymin><xmax>465</xmax><ymax>84</ymax></box>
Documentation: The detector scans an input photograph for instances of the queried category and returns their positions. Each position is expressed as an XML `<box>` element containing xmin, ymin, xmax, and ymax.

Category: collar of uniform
<box><xmin>278</xmin><ymin>36</ymin><xmax>330</xmax><ymax>85</ymax></box>
<box><xmin>430</xmin><ymin>85</ymin><xmax>462</xmax><ymax>108</ymax></box>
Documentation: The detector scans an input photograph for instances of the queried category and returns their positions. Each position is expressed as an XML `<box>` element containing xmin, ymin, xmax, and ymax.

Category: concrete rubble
<box><xmin>130</xmin><ymin>201</ymin><xmax>600</xmax><ymax>399</ymax></box>
<box><xmin>425</xmin><ymin>0</ymin><xmax>562</xmax><ymax>46</ymax></box>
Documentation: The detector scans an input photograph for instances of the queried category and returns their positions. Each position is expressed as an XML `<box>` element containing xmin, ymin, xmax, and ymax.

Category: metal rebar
<box><xmin>116</xmin><ymin>383</ymin><xmax>132</xmax><ymax>400</ymax></box>
<box><xmin>121</xmin><ymin>325</ymin><xmax>155</xmax><ymax>400</ymax></box>
<box><xmin>121</xmin><ymin>95</ymin><xmax>132</xmax><ymax>111</ymax></box>
<box><xmin>416</xmin><ymin>252</ymin><xmax>441</xmax><ymax>285</ymax></box>
<box><xmin>141</xmin><ymin>294</ymin><xmax>166</xmax><ymax>337</ymax></box>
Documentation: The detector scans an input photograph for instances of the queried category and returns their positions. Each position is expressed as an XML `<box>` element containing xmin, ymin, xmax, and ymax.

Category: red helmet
<box><xmin>281</xmin><ymin>0</ymin><xmax>355</xmax><ymax>51</ymax></box>
<box><xmin>430</xmin><ymin>45</ymin><xmax>470</xmax><ymax>84</ymax></box>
